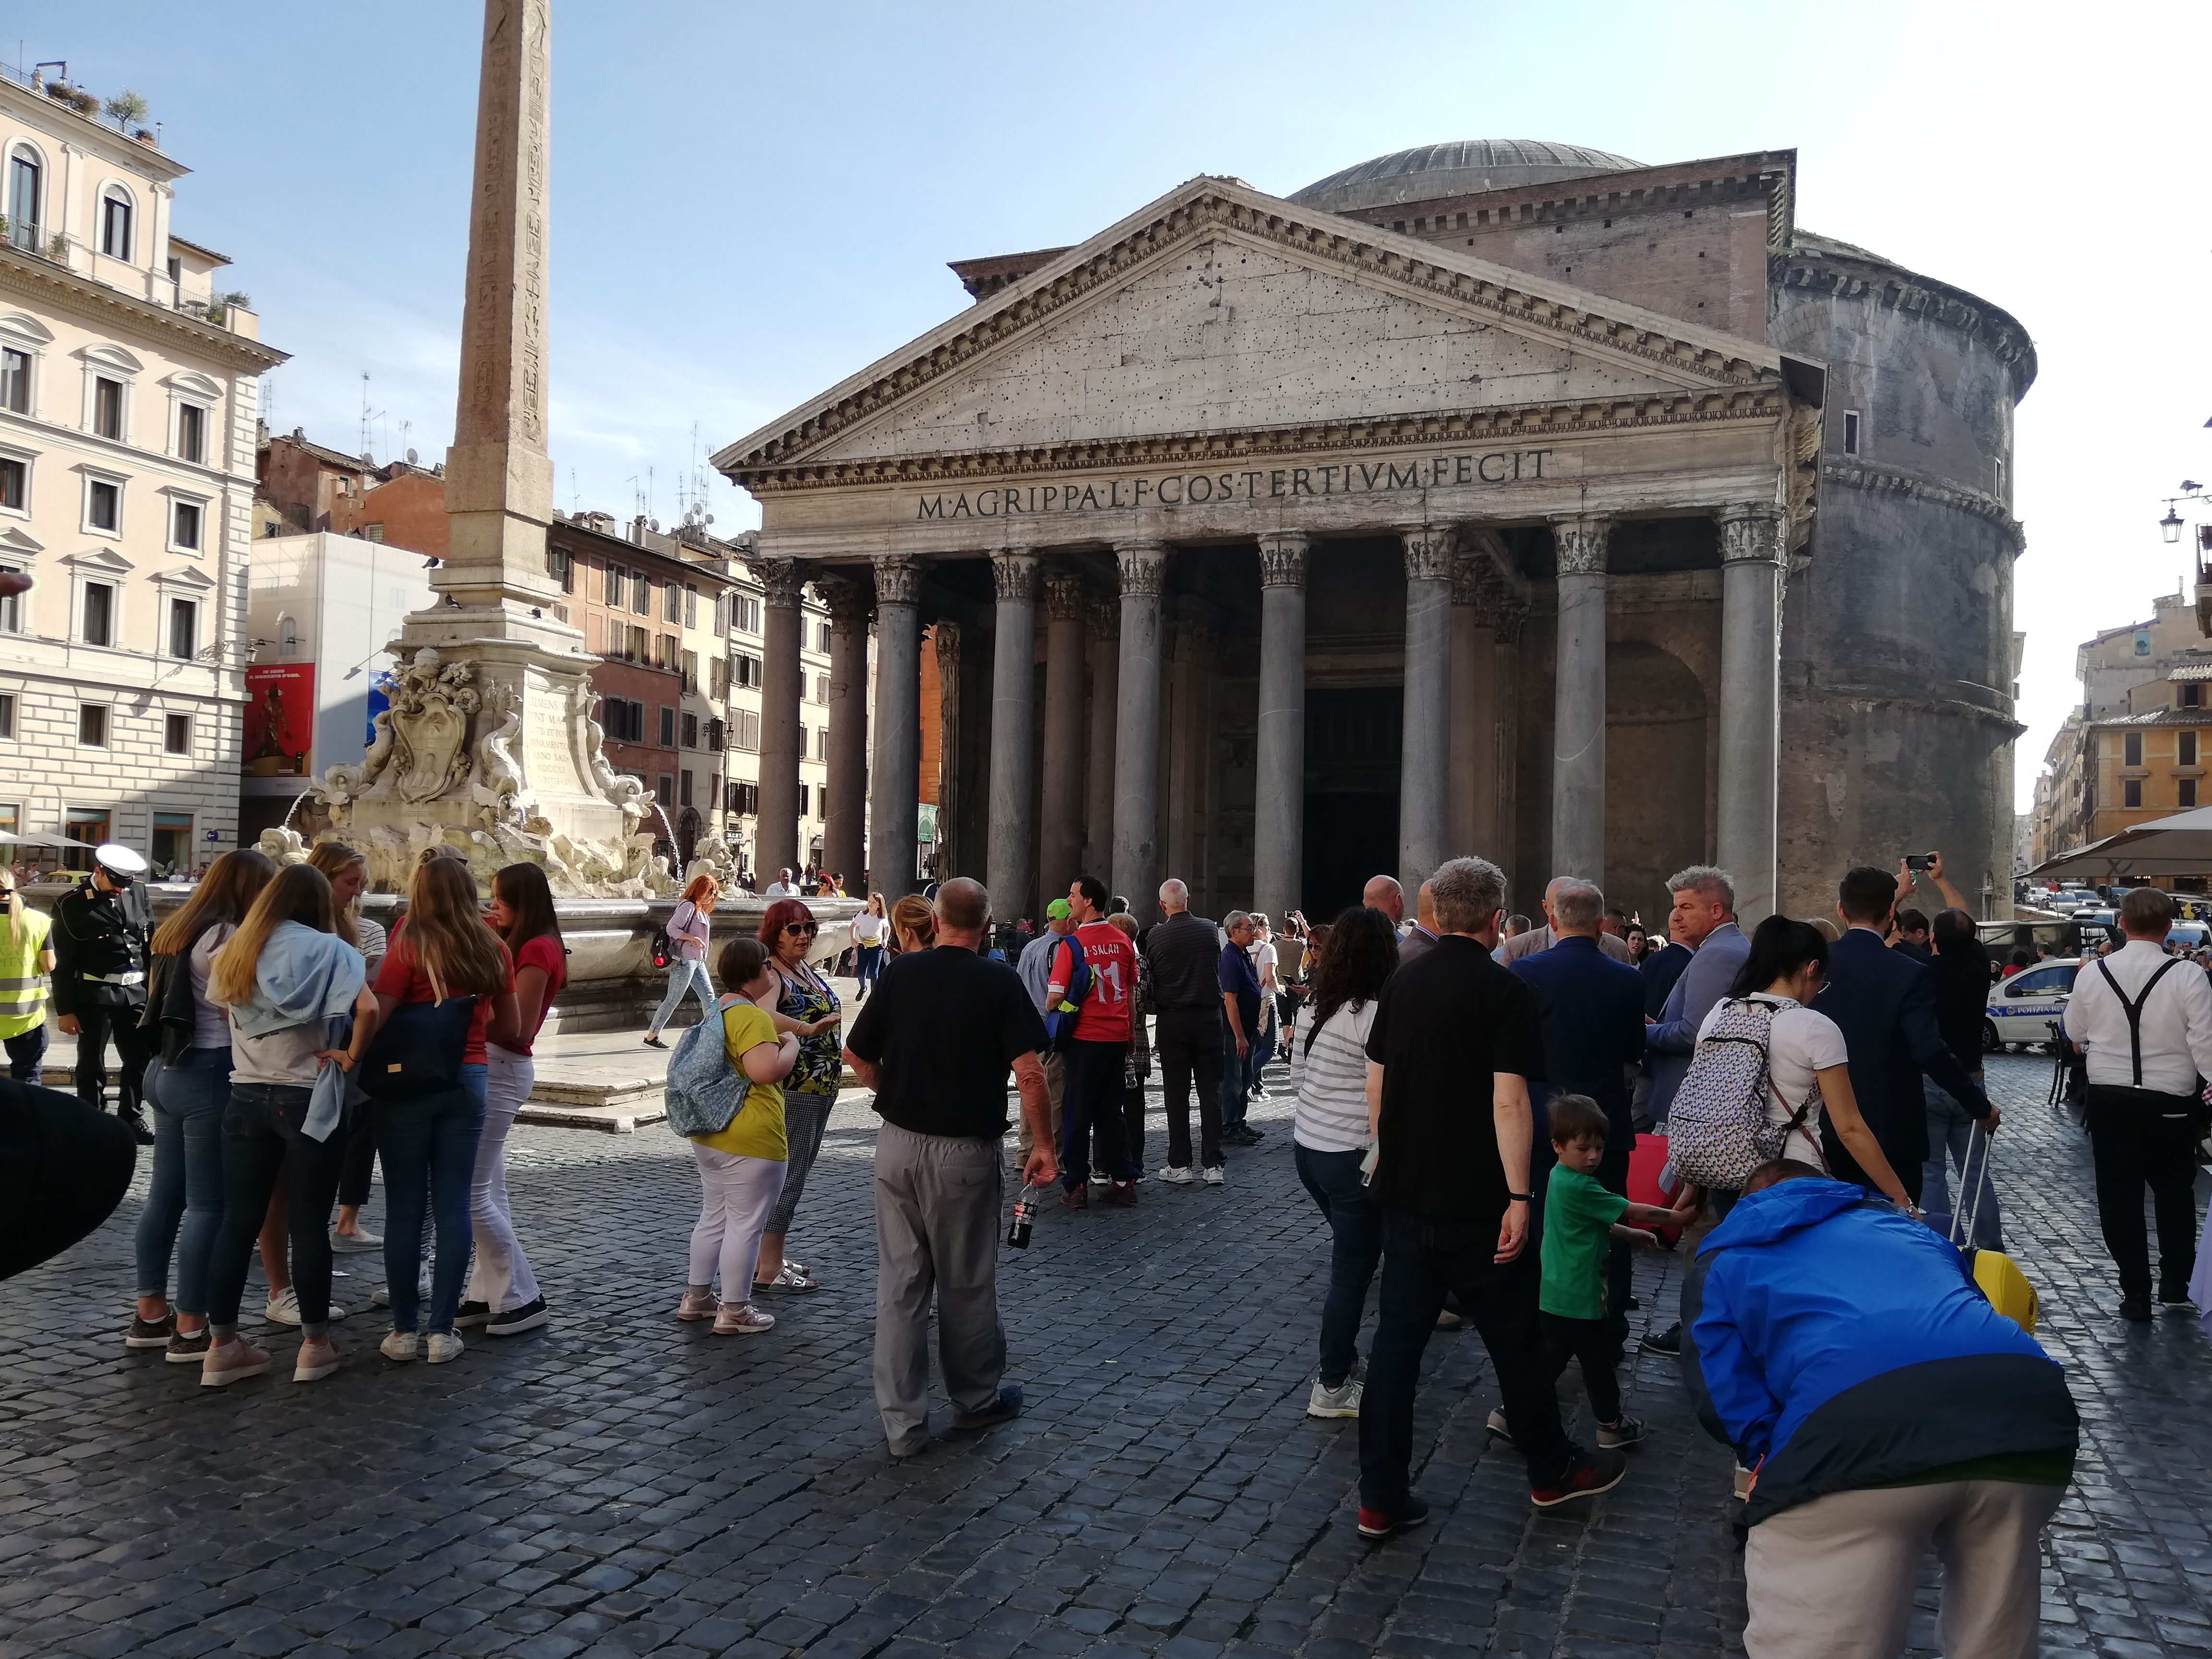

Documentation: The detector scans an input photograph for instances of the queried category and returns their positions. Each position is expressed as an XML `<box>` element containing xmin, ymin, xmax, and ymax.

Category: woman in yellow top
<box><xmin>0</xmin><ymin>869</ymin><xmax>55</xmax><ymax>1080</ymax></box>
<box><xmin>675</xmin><ymin>937</ymin><xmax>798</xmax><ymax>1336</ymax></box>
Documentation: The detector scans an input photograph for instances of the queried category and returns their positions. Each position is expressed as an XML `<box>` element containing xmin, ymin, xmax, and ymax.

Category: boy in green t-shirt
<box><xmin>1535</xmin><ymin>1094</ymin><xmax>1697</xmax><ymax>1448</ymax></box>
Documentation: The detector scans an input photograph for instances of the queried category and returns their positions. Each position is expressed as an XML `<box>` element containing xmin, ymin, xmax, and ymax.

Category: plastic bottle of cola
<box><xmin>1007</xmin><ymin>1185</ymin><xmax>1037</xmax><ymax>1250</ymax></box>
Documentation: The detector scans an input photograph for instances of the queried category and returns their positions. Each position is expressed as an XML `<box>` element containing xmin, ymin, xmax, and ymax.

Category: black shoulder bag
<box><xmin>358</xmin><ymin>996</ymin><xmax>479</xmax><ymax>1101</ymax></box>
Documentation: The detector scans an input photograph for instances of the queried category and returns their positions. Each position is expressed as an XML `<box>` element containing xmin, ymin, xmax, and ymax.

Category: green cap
<box><xmin>1045</xmin><ymin>899</ymin><xmax>1072</xmax><ymax>920</ymax></box>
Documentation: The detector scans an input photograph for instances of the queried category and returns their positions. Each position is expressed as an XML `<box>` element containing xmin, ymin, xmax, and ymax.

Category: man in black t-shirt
<box><xmin>1356</xmin><ymin>856</ymin><xmax>1627</xmax><ymax>1538</ymax></box>
<box><xmin>1143</xmin><ymin>878</ymin><xmax>1228</xmax><ymax>1179</ymax></box>
<box><xmin>845</xmin><ymin>878</ymin><xmax>1055</xmax><ymax>1460</ymax></box>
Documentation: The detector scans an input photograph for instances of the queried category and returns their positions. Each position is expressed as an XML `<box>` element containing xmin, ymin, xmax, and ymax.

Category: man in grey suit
<box><xmin>1642</xmin><ymin>864</ymin><xmax>1751</xmax><ymax>1357</ymax></box>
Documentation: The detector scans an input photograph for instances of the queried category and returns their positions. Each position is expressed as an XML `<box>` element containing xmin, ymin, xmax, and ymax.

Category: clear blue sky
<box><xmin>20</xmin><ymin>0</ymin><xmax>2211</xmax><ymax>809</ymax></box>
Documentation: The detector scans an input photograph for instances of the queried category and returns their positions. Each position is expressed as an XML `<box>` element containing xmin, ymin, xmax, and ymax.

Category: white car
<box><xmin>1984</xmin><ymin>958</ymin><xmax>2080</xmax><ymax>1052</ymax></box>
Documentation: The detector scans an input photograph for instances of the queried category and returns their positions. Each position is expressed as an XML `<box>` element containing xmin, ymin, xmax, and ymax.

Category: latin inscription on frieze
<box><xmin>915</xmin><ymin>449</ymin><xmax>1556</xmax><ymax>521</ymax></box>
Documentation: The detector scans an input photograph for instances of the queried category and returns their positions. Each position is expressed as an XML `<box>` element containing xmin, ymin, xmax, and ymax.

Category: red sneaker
<box><xmin>1106</xmin><ymin>1180</ymin><xmax>1138</xmax><ymax>1208</ymax></box>
<box><xmin>1356</xmin><ymin>1496</ymin><xmax>1430</xmax><ymax>1540</ymax></box>
<box><xmin>1059</xmin><ymin>1184</ymin><xmax>1088</xmax><ymax>1211</ymax></box>
<box><xmin>1530</xmin><ymin>1447</ymin><xmax>1628</xmax><ymax>1508</ymax></box>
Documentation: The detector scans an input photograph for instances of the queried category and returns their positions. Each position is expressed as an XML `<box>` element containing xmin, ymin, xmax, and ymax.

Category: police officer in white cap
<box><xmin>51</xmin><ymin>843</ymin><xmax>156</xmax><ymax>1144</ymax></box>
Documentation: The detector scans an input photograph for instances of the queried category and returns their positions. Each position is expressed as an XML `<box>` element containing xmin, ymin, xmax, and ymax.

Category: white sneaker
<box><xmin>424</xmin><ymin>1332</ymin><xmax>465</xmax><ymax>1364</ymax></box>
<box><xmin>379</xmin><ymin>1330</ymin><xmax>419</xmax><ymax>1363</ymax></box>
<box><xmin>1201</xmin><ymin>1165</ymin><xmax>1226</xmax><ymax>1186</ymax></box>
<box><xmin>1307</xmin><ymin>1377</ymin><xmax>1363</xmax><ymax>1418</ymax></box>
<box><xmin>330</xmin><ymin>1226</ymin><xmax>383</xmax><ymax>1253</ymax></box>
<box><xmin>264</xmin><ymin>1288</ymin><xmax>346</xmax><ymax>1326</ymax></box>
<box><xmin>1088</xmin><ymin>1171</ymin><xmax>1110</xmax><ymax>1186</ymax></box>
<box><xmin>1157</xmin><ymin>1165</ymin><xmax>1194</xmax><ymax>1185</ymax></box>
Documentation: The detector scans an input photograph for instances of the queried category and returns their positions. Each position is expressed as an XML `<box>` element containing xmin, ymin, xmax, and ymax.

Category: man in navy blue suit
<box><xmin>1510</xmin><ymin>878</ymin><xmax>1648</xmax><ymax>1335</ymax></box>
<box><xmin>1812</xmin><ymin>866</ymin><xmax>1998</xmax><ymax>1206</ymax></box>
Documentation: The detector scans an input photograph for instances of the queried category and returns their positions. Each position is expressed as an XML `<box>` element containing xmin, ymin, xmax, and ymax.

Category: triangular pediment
<box><xmin>716</xmin><ymin>175</ymin><xmax>1784</xmax><ymax>481</ymax></box>
<box><xmin>63</xmin><ymin>545</ymin><xmax>133</xmax><ymax>574</ymax></box>
<box><xmin>0</xmin><ymin>525</ymin><xmax>43</xmax><ymax>554</ymax></box>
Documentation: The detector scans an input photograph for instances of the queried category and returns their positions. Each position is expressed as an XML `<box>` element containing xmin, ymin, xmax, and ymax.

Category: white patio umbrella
<box><xmin>2026</xmin><ymin>804</ymin><xmax>2212</xmax><ymax>883</ymax></box>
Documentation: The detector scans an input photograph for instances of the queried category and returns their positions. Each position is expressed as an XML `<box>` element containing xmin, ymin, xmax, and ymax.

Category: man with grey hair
<box><xmin>844</xmin><ymin>877</ymin><xmax>1056</xmax><ymax>1458</ymax></box>
<box><xmin>1501</xmin><ymin>877</ymin><xmax>1637</xmax><ymax>965</ymax></box>
<box><xmin>1218</xmin><ymin>911</ymin><xmax>1264</xmax><ymax>1146</ymax></box>
<box><xmin>1642</xmin><ymin>864</ymin><xmax>1751</xmax><ymax>1357</ymax></box>
<box><xmin>1358</xmin><ymin>856</ymin><xmax>1626</xmax><ymax>1534</ymax></box>
<box><xmin>1509</xmin><ymin>877</ymin><xmax>1648</xmax><ymax>1361</ymax></box>
<box><xmin>1144</xmin><ymin>878</ymin><xmax>1227</xmax><ymax>1181</ymax></box>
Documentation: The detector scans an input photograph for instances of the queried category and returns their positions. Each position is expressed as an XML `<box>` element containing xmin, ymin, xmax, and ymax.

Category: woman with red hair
<box><xmin>644</xmin><ymin>874</ymin><xmax>719</xmax><ymax>1049</ymax></box>
<box><xmin>751</xmin><ymin>897</ymin><xmax>842</xmax><ymax>1292</ymax></box>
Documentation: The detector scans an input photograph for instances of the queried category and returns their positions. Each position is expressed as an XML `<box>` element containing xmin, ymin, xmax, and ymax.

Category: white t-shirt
<box><xmin>853</xmin><ymin>913</ymin><xmax>887</xmax><ymax>946</ymax></box>
<box><xmin>1252</xmin><ymin>940</ymin><xmax>1279</xmax><ymax>993</ymax></box>
<box><xmin>765</xmin><ymin>881</ymin><xmax>796</xmax><ymax>899</ymax></box>
<box><xmin>1694</xmin><ymin>993</ymin><xmax>1846</xmax><ymax>1167</ymax></box>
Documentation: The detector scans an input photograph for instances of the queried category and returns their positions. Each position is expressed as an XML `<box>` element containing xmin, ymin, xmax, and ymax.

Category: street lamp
<box><xmin>2164</xmin><ymin>508</ymin><xmax>2186</xmax><ymax>543</ymax></box>
<box><xmin>2163</xmin><ymin>481</ymin><xmax>2206</xmax><ymax>543</ymax></box>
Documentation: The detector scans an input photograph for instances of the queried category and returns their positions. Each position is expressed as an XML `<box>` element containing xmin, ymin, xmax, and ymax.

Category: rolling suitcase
<box><xmin>1951</xmin><ymin>1124</ymin><xmax>2038</xmax><ymax>1334</ymax></box>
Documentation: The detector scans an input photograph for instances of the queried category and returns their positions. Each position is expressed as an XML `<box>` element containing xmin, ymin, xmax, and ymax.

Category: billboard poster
<box><xmin>244</xmin><ymin>663</ymin><xmax>315</xmax><ymax>776</ymax></box>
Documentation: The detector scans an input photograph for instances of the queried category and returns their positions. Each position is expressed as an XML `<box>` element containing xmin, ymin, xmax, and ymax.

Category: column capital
<box><xmin>814</xmin><ymin>570</ymin><xmax>874</xmax><ymax>629</ymax></box>
<box><xmin>745</xmin><ymin>554</ymin><xmax>809</xmax><ymax>609</ymax></box>
<box><xmin>1491</xmin><ymin>598</ymin><xmax>1530</xmax><ymax>647</ymax></box>
<box><xmin>873</xmin><ymin>554</ymin><xmax>925</xmax><ymax>607</ymax></box>
<box><xmin>1257</xmin><ymin>531</ymin><xmax>1311</xmax><ymax>589</ymax></box>
<box><xmin>933</xmin><ymin>617</ymin><xmax>962</xmax><ymax>668</ymax></box>
<box><xmin>1450</xmin><ymin>550</ymin><xmax>1496</xmax><ymax>609</ymax></box>
<box><xmin>1716</xmin><ymin>503</ymin><xmax>1786</xmax><ymax>565</ymax></box>
<box><xmin>1043</xmin><ymin>568</ymin><xmax>1088</xmax><ymax>622</ymax></box>
<box><xmin>990</xmin><ymin>548</ymin><xmax>1038</xmax><ymax>603</ymax></box>
<box><xmin>1551</xmin><ymin>516</ymin><xmax>1611</xmax><ymax>576</ymax></box>
<box><xmin>1089</xmin><ymin>598</ymin><xmax>1121</xmax><ymax>641</ymax></box>
<box><xmin>1115</xmin><ymin>541</ymin><xmax>1171</xmax><ymax>597</ymax></box>
<box><xmin>1400</xmin><ymin>528</ymin><xmax>1453</xmax><ymax>583</ymax></box>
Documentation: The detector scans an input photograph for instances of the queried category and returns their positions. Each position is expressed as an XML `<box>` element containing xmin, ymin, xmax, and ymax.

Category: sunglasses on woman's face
<box><xmin>785</xmin><ymin>922</ymin><xmax>818</xmax><ymax>937</ymax></box>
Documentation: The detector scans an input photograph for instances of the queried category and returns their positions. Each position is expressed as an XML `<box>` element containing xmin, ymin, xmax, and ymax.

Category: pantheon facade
<box><xmin>714</xmin><ymin>141</ymin><xmax>2031</xmax><ymax>927</ymax></box>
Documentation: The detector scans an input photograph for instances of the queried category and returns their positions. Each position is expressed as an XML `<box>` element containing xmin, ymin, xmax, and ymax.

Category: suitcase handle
<box><xmin>1949</xmin><ymin>1118</ymin><xmax>1993</xmax><ymax>1249</ymax></box>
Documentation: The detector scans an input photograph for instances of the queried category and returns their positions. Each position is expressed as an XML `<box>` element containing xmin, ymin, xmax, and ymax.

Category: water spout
<box><xmin>281</xmin><ymin>791</ymin><xmax>314</xmax><ymax>830</ymax></box>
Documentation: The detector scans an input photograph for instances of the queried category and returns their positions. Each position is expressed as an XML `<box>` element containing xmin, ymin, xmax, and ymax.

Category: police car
<box><xmin>1983</xmin><ymin>958</ymin><xmax>2079</xmax><ymax>1053</ymax></box>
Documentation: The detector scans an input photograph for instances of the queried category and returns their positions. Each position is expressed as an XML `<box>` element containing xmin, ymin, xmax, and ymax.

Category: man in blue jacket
<box><xmin>1684</xmin><ymin>1161</ymin><xmax>2077</xmax><ymax>1659</ymax></box>
<box><xmin>1813</xmin><ymin>866</ymin><xmax>1996</xmax><ymax>1205</ymax></box>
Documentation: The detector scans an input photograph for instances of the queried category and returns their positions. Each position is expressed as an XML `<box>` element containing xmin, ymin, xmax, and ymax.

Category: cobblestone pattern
<box><xmin>0</xmin><ymin>1055</ymin><xmax>2205</xmax><ymax>1658</ymax></box>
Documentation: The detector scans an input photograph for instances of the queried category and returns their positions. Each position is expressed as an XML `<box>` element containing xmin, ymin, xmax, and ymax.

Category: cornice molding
<box><xmin>1775</xmin><ymin>244</ymin><xmax>2034</xmax><ymax>394</ymax></box>
<box><xmin>0</xmin><ymin>252</ymin><xmax>287</xmax><ymax>373</ymax></box>
<box><xmin>1820</xmin><ymin>458</ymin><xmax>2024</xmax><ymax>552</ymax></box>
<box><xmin>733</xmin><ymin>389</ymin><xmax>1788</xmax><ymax>494</ymax></box>
<box><xmin>719</xmin><ymin>180</ymin><xmax>1782</xmax><ymax>481</ymax></box>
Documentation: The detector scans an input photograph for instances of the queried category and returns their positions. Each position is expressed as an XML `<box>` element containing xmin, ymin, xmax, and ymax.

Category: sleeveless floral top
<box><xmin>775</xmin><ymin>960</ymin><xmax>842</xmax><ymax>1096</ymax></box>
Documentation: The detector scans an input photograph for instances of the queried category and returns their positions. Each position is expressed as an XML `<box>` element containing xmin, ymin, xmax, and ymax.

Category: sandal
<box><xmin>754</xmin><ymin>1262</ymin><xmax>819</xmax><ymax>1294</ymax></box>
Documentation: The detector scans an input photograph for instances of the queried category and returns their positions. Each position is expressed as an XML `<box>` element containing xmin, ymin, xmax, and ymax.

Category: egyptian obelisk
<box><xmin>319</xmin><ymin>0</ymin><xmax>658</xmax><ymax>892</ymax></box>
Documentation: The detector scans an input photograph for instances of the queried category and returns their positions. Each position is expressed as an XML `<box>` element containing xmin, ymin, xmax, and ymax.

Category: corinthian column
<box><xmin>985</xmin><ymin>550</ymin><xmax>1039</xmax><ymax>921</ymax></box>
<box><xmin>1083</xmin><ymin>600</ymin><xmax>1119</xmax><ymax>877</ymax></box>
<box><xmin>1551</xmin><ymin>516</ymin><xmax>1611</xmax><ymax>883</ymax></box>
<box><xmin>1111</xmin><ymin>542</ymin><xmax>1170</xmax><ymax>906</ymax></box>
<box><xmin>1253</xmin><ymin>532</ymin><xmax>1309</xmax><ymax>923</ymax></box>
<box><xmin>1039</xmin><ymin>569</ymin><xmax>1089</xmax><ymax>903</ymax></box>
<box><xmin>1450</xmin><ymin>547</ymin><xmax>1500</xmax><ymax>860</ymax></box>
<box><xmin>868</xmin><ymin>555</ymin><xmax>925</xmax><ymax>897</ymax></box>
<box><xmin>748</xmin><ymin>554</ymin><xmax>807</xmax><ymax>881</ymax></box>
<box><xmin>818</xmin><ymin>573</ymin><xmax>871</xmax><ymax>888</ymax></box>
<box><xmin>1399</xmin><ymin>528</ymin><xmax>1453</xmax><ymax>894</ymax></box>
<box><xmin>1717</xmin><ymin>504</ymin><xmax>1785</xmax><ymax>923</ymax></box>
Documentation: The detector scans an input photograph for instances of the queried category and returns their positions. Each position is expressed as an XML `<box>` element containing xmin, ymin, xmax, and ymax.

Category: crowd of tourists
<box><xmin>12</xmin><ymin>822</ymin><xmax>2211</xmax><ymax>1658</ymax></box>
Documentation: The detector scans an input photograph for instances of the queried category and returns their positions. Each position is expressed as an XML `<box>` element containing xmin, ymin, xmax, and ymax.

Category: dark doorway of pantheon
<box><xmin>1302</xmin><ymin>686</ymin><xmax>1401</xmax><ymax>922</ymax></box>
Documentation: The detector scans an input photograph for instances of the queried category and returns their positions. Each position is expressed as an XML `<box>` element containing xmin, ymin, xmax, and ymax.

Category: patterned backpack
<box><xmin>1665</xmin><ymin>997</ymin><xmax>1820</xmax><ymax>1190</ymax></box>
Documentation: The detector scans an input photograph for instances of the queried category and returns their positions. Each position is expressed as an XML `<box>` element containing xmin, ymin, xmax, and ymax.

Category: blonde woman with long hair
<box><xmin>127</xmin><ymin>849</ymin><xmax>275</xmax><ymax>1359</ymax></box>
<box><xmin>645</xmin><ymin>873</ymin><xmax>720</xmax><ymax>1048</ymax></box>
<box><xmin>198</xmin><ymin>864</ymin><xmax>376</xmax><ymax>1387</ymax></box>
<box><xmin>0</xmin><ymin>866</ymin><xmax>56</xmax><ymax>1082</ymax></box>
<box><xmin>362</xmin><ymin>856</ymin><xmax>515</xmax><ymax>1362</ymax></box>
<box><xmin>853</xmin><ymin>892</ymin><xmax>889</xmax><ymax>1002</ymax></box>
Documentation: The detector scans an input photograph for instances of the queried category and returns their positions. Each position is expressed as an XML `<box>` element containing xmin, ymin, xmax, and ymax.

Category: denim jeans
<box><xmin>4</xmin><ymin>1022</ymin><xmax>48</xmax><ymax>1082</ymax></box>
<box><xmin>856</xmin><ymin>943</ymin><xmax>883</xmax><ymax>991</ymax></box>
<box><xmin>204</xmin><ymin>1082</ymin><xmax>347</xmax><ymax>1335</ymax></box>
<box><xmin>377</xmin><ymin>1065</ymin><xmax>488</xmax><ymax>1334</ymax></box>
<box><xmin>649</xmin><ymin>958</ymin><xmax>716</xmax><ymax>1035</ymax></box>
<box><xmin>1358</xmin><ymin>1208</ymin><xmax>1573</xmax><ymax>1508</ymax></box>
<box><xmin>1921</xmin><ymin>1076</ymin><xmax>2000</xmax><ymax>1251</ymax></box>
<box><xmin>1219</xmin><ymin>1022</ymin><xmax>1251</xmax><ymax>1128</ymax></box>
<box><xmin>1294</xmin><ymin>1142</ymin><xmax>1382</xmax><ymax>1388</ymax></box>
<box><xmin>133</xmin><ymin>1045</ymin><xmax>231</xmax><ymax>1311</ymax></box>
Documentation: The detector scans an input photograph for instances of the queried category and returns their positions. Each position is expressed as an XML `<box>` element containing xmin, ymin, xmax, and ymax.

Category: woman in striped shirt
<box><xmin>1292</xmin><ymin>905</ymin><xmax>1401</xmax><ymax>1420</ymax></box>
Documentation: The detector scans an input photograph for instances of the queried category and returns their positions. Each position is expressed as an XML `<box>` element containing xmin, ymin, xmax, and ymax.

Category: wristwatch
<box><xmin>1506</xmin><ymin>1192</ymin><xmax>1533</xmax><ymax>1202</ymax></box>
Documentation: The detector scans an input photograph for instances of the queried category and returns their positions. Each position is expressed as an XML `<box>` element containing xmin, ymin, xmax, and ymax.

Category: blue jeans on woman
<box><xmin>133</xmin><ymin>1046</ymin><xmax>232</xmax><ymax>1312</ymax></box>
<box><xmin>856</xmin><ymin>943</ymin><xmax>883</xmax><ymax>994</ymax></box>
<box><xmin>377</xmin><ymin>1063</ymin><xmax>487</xmax><ymax>1334</ymax></box>
<box><xmin>1922</xmin><ymin>1076</ymin><xmax>2001</xmax><ymax>1250</ymax></box>
<box><xmin>1295</xmin><ymin>1141</ymin><xmax>1384</xmax><ymax>1388</ymax></box>
<box><xmin>650</xmin><ymin>958</ymin><xmax>716</xmax><ymax>1036</ymax></box>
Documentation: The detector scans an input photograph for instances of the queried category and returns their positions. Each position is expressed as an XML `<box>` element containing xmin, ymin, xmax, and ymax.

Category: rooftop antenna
<box><xmin>570</xmin><ymin>466</ymin><xmax>579</xmax><ymax>515</ymax></box>
<box><xmin>358</xmin><ymin>372</ymin><xmax>384</xmax><ymax>463</ymax></box>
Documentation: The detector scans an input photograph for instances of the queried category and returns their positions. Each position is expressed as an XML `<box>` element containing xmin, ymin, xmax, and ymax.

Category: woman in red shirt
<box><xmin>455</xmin><ymin>862</ymin><xmax>565</xmax><ymax>1338</ymax></box>
<box><xmin>363</xmin><ymin>856</ymin><xmax>515</xmax><ymax>1363</ymax></box>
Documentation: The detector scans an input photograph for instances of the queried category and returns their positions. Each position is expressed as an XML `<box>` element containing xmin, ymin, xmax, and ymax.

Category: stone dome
<box><xmin>1289</xmin><ymin>141</ymin><xmax>1643</xmax><ymax>215</ymax></box>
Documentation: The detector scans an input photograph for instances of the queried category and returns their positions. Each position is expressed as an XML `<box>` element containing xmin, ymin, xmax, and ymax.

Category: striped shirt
<box><xmin>1293</xmin><ymin>999</ymin><xmax>1378</xmax><ymax>1153</ymax></box>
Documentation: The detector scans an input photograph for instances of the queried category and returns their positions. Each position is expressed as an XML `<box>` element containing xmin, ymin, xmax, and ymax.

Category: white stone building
<box><xmin>0</xmin><ymin>65</ymin><xmax>285</xmax><ymax>874</ymax></box>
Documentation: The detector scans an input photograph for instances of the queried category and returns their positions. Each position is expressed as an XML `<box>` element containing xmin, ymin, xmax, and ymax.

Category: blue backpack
<box><xmin>1041</xmin><ymin>934</ymin><xmax>1092</xmax><ymax>1050</ymax></box>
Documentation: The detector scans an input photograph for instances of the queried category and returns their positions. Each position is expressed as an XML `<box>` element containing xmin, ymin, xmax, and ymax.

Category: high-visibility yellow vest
<box><xmin>0</xmin><ymin>906</ymin><xmax>53</xmax><ymax>1039</ymax></box>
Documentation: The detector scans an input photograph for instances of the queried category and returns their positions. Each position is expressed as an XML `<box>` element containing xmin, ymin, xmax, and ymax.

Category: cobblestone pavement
<box><xmin>2</xmin><ymin>1053</ymin><xmax>2207</xmax><ymax>1659</ymax></box>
